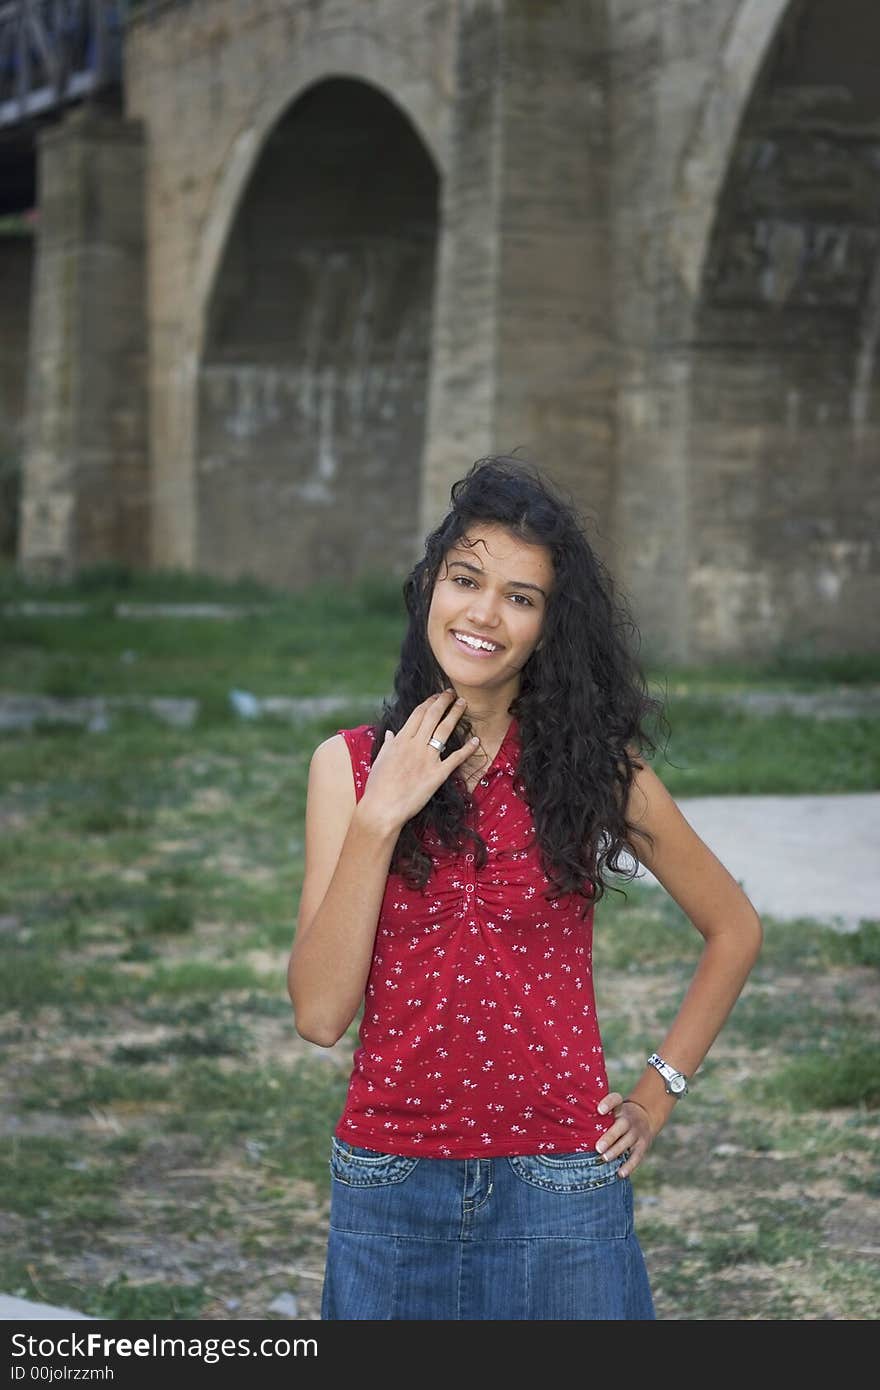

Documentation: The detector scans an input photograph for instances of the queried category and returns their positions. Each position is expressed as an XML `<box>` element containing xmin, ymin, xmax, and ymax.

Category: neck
<box><xmin>449</xmin><ymin>679</ymin><xmax>518</xmax><ymax>738</ymax></box>
<box><xmin>462</xmin><ymin>706</ymin><xmax>513</xmax><ymax>744</ymax></box>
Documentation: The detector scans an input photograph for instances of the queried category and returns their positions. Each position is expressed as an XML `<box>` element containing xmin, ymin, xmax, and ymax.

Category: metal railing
<box><xmin>0</xmin><ymin>0</ymin><xmax>123</xmax><ymax>128</ymax></box>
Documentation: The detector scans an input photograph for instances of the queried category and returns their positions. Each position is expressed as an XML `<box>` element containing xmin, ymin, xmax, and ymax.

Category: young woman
<box><xmin>288</xmin><ymin>456</ymin><xmax>762</xmax><ymax>1320</ymax></box>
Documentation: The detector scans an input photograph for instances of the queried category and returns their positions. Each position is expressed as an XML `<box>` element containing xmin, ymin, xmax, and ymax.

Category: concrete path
<box><xmin>629</xmin><ymin>791</ymin><xmax>879</xmax><ymax>931</ymax></box>
<box><xmin>0</xmin><ymin>1295</ymin><xmax>95</xmax><ymax>1320</ymax></box>
<box><xmin>2</xmin><ymin>789</ymin><xmax>877</xmax><ymax>1323</ymax></box>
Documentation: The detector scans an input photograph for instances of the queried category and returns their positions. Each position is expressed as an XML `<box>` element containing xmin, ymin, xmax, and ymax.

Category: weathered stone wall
<box><xmin>607</xmin><ymin>0</ymin><xmax>744</xmax><ymax>657</ymax></box>
<box><xmin>19</xmin><ymin>108</ymin><xmax>148</xmax><ymax>579</ymax></box>
<box><xmin>608</xmin><ymin>0</ymin><xmax>879</xmax><ymax>659</ymax></box>
<box><xmin>421</xmin><ymin>0</ymin><xmax>615</xmax><ymax>540</ymax></box>
<box><xmin>196</xmin><ymin>78</ymin><xmax>438</xmax><ymax>589</ymax></box>
<box><xmin>690</xmin><ymin>0</ymin><xmax>880</xmax><ymax>656</ymax></box>
<box><xmin>0</xmin><ymin>232</ymin><xmax>32</xmax><ymax>556</ymax></box>
<box><xmin>16</xmin><ymin>0</ymin><xmax>879</xmax><ymax>660</ymax></box>
<box><xmin>124</xmin><ymin>0</ymin><xmax>456</xmax><ymax>580</ymax></box>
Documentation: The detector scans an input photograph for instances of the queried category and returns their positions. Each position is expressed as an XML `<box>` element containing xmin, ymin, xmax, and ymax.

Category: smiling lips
<box><xmin>451</xmin><ymin>629</ymin><xmax>503</xmax><ymax>656</ymax></box>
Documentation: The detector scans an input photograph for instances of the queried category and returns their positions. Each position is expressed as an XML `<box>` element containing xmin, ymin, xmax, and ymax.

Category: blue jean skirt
<box><xmin>321</xmin><ymin>1136</ymin><xmax>655</xmax><ymax>1320</ymax></box>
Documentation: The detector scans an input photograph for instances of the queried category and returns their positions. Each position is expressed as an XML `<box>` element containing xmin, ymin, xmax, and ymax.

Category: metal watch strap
<box><xmin>647</xmin><ymin>1051</ymin><xmax>689</xmax><ymax>1096</ymax></box>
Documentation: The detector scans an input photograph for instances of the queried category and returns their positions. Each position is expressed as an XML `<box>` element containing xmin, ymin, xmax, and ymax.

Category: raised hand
<box><xmin>358</xmin><ymin>691</ymin><xmax>480</xmax><ymax>835</ymax></box>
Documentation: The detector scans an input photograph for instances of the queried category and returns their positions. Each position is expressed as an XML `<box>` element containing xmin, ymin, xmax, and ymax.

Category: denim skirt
<box><xmin>321</xmin><ymin>1136</ymin><xmax>655</xmax><ymax>1320</ymax></box>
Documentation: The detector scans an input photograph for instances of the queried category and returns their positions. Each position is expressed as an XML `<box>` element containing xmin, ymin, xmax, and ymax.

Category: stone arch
<box><xmin>618</xmin><ymin>1</ymin><xmax>794</xmax><ymax>663</ymax></box>
<box><xmin>670</xmin><ymin>0</ymin><xmax>791</xmax><ymax>302</ymax></box>
<box><xmin>193</xmin><ymin>74</ymin><xmax>441</xmax><ymax>590</ymax></box>
<box><xmin>686</xmin><ymin>0</ymin><xmax>880</xmax><ymax>656</ymax></box>
<box><xmin>190</xmin><ymin>44</ymin><xmax>447</xmax><ymax>370</ymax></box>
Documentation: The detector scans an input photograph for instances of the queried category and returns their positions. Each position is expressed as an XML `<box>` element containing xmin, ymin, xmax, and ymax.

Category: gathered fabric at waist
<box><xmin>335</xmin><ymin>912</ymin><xmax>612</xmax><ymax>1158</ymax></box>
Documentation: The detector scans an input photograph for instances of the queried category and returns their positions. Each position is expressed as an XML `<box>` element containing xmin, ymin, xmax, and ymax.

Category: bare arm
<box><xmin>288</xmin><ymin>692</ymin><xmax>481</xmax><ymax>1047</ymax></box>
<box><xmin>597</xmin><ymin>757</ymin><xmax>764</xmax><ymax>1175</ymax></box>
<box><xmin>287</xmin><ymin>735</ymin><xmax>400</xmax><ymax>1046</ymax></box>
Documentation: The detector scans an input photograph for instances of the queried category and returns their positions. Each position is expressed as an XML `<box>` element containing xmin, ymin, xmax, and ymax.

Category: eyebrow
<box><xmin>447</xmin><ymin>559</ymin><xmax>547</xmax><ymax>598</ymax></box>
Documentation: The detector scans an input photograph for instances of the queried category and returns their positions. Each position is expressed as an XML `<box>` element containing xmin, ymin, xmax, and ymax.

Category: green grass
<box><xmin>759</xmin><ymin>1042</ymin><xmax>880</xmax><ymax>1110</ymax></box>
<box><xmin>651</xmin><ymin>703</ymin><xmax>880</xmax><ymax>793</ymax></box>
<box><xmin>0</xmin><ymin>951</ymin><xmax>276</xmax><ymax>1013</ymax></box>
<box><xmin>88</xmin><ymin>1275</ymin><xmax>208</xmax><ymax>1321</ymax></box>
<box><xmin>1</xmin><ymin>566</ymin><xmax>878</xmax><ymax>1320</ymax></box>
<box><xmin>0</xmin><ymin>1139</ymin><xmax>122</xmax><ymax>1217</ymax></box>
<box><xmin>1</xmin><ymin>562</ymin><xmax>406</xmax><ymax>703</ymax></box>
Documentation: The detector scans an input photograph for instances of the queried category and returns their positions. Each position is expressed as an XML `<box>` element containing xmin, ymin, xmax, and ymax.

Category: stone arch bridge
<box><xmin>3</xmin><ymin>0</ymin><xmax>879</xmax><ymax>661</ymax></box>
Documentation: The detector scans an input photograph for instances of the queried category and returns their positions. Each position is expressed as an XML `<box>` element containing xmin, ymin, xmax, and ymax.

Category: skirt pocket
<box><xmin>506</xmin><ymin>1148</ymin><xmax>626</xmax><ymax>1193</ymax></box>
<box><xmin>329</xmin><ymin>1136</ymin><xmax>421</xmax><ymax>1188</ymax></box>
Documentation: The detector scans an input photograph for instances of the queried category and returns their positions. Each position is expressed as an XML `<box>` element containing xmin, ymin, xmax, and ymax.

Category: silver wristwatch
<box><xmin>647</xmin><ymin>1052</ymin><xmax>689</xmax><ymax>1096</ymax></box>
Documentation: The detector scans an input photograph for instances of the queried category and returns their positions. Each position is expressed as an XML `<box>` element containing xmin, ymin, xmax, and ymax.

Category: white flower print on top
<box><xmin>331</xmin><ymin>719</ymin><xmax>611</xmax><ymax>1158</ymax></box>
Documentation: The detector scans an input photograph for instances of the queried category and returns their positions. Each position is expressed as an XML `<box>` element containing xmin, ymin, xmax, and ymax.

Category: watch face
<box><xmin>669</xmin><ymin>1074</ymin><xmax>687</xmax><ymax>1094</ymax></box>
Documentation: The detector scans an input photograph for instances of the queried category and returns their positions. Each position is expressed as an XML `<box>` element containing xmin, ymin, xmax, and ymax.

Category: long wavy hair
<box><xmin>368</xmin><ymin>456</ymin><xmax>669</xmax><ymax>917</ymax></box>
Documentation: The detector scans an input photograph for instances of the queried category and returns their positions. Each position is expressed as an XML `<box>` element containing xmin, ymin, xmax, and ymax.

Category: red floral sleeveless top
<box><xmin>332</xmin><ymin>716</ymin><xmax>614</xmax><ymax>1158</ymax></box>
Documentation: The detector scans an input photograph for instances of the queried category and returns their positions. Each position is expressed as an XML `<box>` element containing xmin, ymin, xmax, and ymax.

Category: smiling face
<box><xmin>427</xmin><ymin>523</ymin><xmax>554</xmax><ymax>707</ymax></box>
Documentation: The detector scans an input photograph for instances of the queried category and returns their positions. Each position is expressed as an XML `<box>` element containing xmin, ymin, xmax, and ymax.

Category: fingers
<box><xmin>596</xmin><ymin>1098</ymin><xmax>653</xmax><ymax>1178</ymax></box>
<box><xmin>436</xmin><ymin>693</ymin><xmax>470</xmax><ymax>740</ymax></box>
<box><xmin>455</xmin><ymin>736</ymin><xmax>481</xmax><ymax>760</ymax></box>
<box><xmin>414</xmin><ymin>691</ymin><xmax>480</xmax><ymax>760</ymax></box>
<box><xmin>406</xmin><ymin>690</ymin><xmax>457</xmax><ymax>738</ymax></box>
<box><xmin>438</xmin><ymin>698</ymin><xmax>483</xmax><ymax>762</ymax></box>
<box><xmin>616</xmin><ymin>1127</ymin><xmax>651</xmax><ymax>1179</ymax></box>
<box><xmin>597</xmin><ymin>1092</ymin><xmax>623</xmax><ymax>1116</ymax></box>
<box><xmin>598</xmin><ymin>1123</ymin><xmax>643</xmax><ymax>1174</ymax></box>
<box><xmin>596</xmin><ymin>1120</ymin><xmax>629</xmax><ymax>1159</ymax></box>
<box><xmin>617</xmin><ymin>1150</ymin><xmax>643</xmax><ymax>1180</ymax></box>
<box><xmin>366</xmin><ymin>693</ymin><xmax>480</xmax><ymax>829</ymax></box>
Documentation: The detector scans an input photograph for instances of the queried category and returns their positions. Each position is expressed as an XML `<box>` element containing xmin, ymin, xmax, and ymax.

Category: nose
<box><xmin>466</xmin><ymin>590</ymin><xmax>501</xmax><ymax>629</ymax></box>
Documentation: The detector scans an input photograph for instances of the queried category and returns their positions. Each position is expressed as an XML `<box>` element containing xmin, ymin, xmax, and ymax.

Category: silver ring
<box><xmin>427</xmin><ymin>736</ymin><xmax>446</xmax><ymax>753</ymax></box>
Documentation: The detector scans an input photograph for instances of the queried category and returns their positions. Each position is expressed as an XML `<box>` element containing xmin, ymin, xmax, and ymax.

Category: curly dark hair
<box><xmin>367</xmin><ymin>455</ymin><xmax>669</xmax><ymax>917</ymax></box>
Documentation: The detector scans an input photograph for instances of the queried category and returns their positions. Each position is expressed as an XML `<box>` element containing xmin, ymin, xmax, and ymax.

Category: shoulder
<box><xmin>310</xmin><ymin>730</ymin><xmax>349</xmax><ymax>766</ymax></box>
<box><xmin>620</xmin><ymin>746</ymin><xmax>761</xmax><ymax>935</ymax></box>
<box><xmin>310</xmin><ymin>725</ymin><xmax>376</xmax><ymax>802</ymax></box>
<box><xmin>621</xmin><ymin>755</ymin><xmax>679</xmax><ymax>856</ymax></box>
<box><xmin>313</xmin><ymin>724</ymin><xmax>374</xmax><ymax>760</ymax></box>
<box><xmin>308</xmin><ymin>732</ymin><xmax>354</xmax><ymax>792</ymax></box>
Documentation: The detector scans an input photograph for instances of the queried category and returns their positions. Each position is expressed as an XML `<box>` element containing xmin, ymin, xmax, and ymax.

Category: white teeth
<box><xmin>454</xmin><ymin>631</ymin><xmax>498</xmax><ymax>652</ymax></box>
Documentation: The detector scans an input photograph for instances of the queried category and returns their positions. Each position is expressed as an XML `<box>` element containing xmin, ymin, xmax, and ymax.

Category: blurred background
<box><xmin>0</xmin><ymin>0</ymin><xmax>878</xmax><ymax>1322</ymax></box>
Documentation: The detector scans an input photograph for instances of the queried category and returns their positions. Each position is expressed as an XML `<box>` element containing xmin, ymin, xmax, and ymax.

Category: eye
<box><xmin>450</xmin><ymin>576</ymin><xmax>532</xmax><ymax>606</ymax></box>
